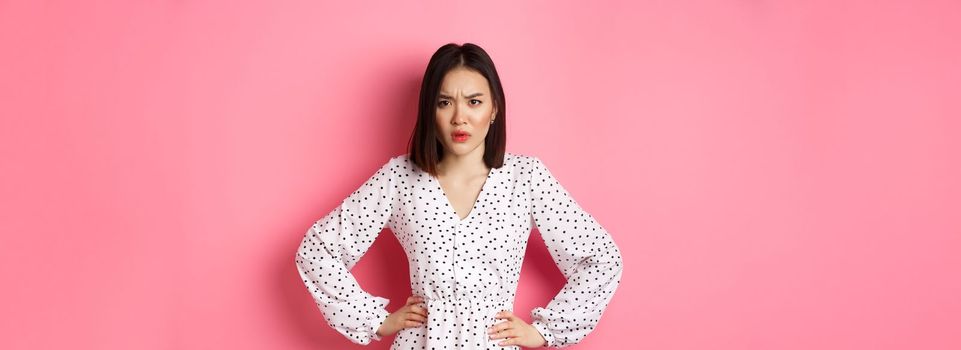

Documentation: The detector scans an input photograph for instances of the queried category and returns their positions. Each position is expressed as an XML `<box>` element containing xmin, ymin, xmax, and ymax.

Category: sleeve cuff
<box><xmin>368</xmin><ymin>296</ymin><xmax>391</xmax><ymax>342</ymax></box>
<box><xmin>369</xmin><ymin>309</ymin><xmax>389</xmax><ymax>341</ymax></box>
<box><xmin>531</xmin><ymin>319</ymin><xmax>556</xmax><ymax>348</ymax></box>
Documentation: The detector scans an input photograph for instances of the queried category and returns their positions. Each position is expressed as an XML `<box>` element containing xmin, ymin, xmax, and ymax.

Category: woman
<box><xmin>295</xmin><ymin>43</ymin><xmax>623</xmax><ymax>349</ymax></box>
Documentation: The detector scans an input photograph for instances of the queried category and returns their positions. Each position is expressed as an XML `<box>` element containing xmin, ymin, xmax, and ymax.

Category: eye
<box><xmin>436</xmin><ymin>100</ymin><xmax>450</xmax><ymax>107</ymax></box>
<box><xmin>469</xmin><ymin>99</ymin><xmax>482</xmax><ymax>105</ymax></box>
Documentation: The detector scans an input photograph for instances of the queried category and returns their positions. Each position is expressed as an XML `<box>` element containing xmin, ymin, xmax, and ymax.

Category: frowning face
<box><xmin>434</xmin><ymin>67</ymin><xmax>497</xmax><ymax>158</ymax></box>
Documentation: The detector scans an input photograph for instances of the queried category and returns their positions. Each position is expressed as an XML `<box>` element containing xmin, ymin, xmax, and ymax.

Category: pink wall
<box><xmin>2</xmin><ymin>1</ymin><xmax>959</xmax><ymax>349</ymax></box>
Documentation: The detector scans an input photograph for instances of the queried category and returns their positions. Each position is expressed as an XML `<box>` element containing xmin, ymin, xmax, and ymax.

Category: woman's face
<box><xmin>434</xmin><ymin>67</ymin><xmax>497</xmax><ymax>159</ymax></box>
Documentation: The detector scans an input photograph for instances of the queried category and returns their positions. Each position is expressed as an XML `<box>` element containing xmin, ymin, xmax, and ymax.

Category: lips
<box><xmin>452</xmin><ymin>130</ymin><xmax>470</xmax><ymax>142</ymax></box>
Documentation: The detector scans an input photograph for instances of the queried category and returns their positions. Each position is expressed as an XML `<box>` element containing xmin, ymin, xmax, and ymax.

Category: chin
<box><xmin>446</xmin><ymin>142</ymin><xmax>481</xmax><ymax>156</ymax></box>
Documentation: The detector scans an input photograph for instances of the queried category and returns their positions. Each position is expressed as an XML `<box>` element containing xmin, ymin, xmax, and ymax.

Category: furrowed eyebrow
<box><xmin>438</xmin><ymin>92</ymin><xmax>485</xmax><ymax>99</ymax></box>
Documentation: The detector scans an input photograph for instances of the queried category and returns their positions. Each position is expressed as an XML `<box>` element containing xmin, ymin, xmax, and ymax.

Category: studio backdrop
<box><xmin>1</xmin><ymin>1</ymin><xmax>959</xmax><ymax>349</ymax></box>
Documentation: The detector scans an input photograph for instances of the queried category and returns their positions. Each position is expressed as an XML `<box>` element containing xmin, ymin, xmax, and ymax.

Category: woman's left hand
<box><xmin>487</xmin><ymin>310</ymin><xmax>547</xmax><ymax>348</ymax></box>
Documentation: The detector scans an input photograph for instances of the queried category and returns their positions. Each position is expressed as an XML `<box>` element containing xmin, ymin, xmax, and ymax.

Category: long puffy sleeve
<box><xmin>527</xmin><ymin>156</ymin><xmax>624</xmax><ymax>348</ymax></box>
<box><xmin>294</xmin><ymin>157</ymin><xmax>397</xmax><ymax>345</ymax></box>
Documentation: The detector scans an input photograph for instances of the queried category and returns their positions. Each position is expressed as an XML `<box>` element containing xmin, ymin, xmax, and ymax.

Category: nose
<box><xmin>451</xmin><ymin>104</ymin><xmax>467</xmax><ymax>125</ymax></box>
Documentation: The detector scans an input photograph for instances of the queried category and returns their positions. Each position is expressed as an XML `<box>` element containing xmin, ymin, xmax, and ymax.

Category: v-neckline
<box><xmin>431</xmin><ymin>166</ymin><xmax>496</xmax><ymax>223</ymax></box>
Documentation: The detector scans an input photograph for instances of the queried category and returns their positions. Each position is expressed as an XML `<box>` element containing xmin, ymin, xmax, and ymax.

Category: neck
<box><xmin>437</xmin><ymin>146</ymin><xmax>488</xmax><ymax>177</ymax></box>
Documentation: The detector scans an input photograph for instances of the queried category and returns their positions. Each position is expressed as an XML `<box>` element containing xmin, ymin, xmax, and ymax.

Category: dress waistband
<box><xmin>415</xmin><ymin>293</ymin><xmax>512</xmax><ymax>309</ymax></box>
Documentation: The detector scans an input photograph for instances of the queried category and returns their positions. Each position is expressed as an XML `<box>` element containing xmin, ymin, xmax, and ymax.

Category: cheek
<box><xmin>472</xmin><ymin>108</ymin><xmax>492</xmax><ymax>123</ymax></box>
<box><xmin>478</xmin><ymin>114</ymin><xmax>494</xmax><ymax>129</ymax></box>
<box><xmin>434</xmin><ymin>111</ymin><xmax>448</xmax><ymax>127</ymax></box>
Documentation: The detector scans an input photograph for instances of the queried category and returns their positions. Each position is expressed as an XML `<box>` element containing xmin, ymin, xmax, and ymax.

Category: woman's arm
<box><xmin>294</xmin><ymin>157</ymin><xmax>398</xmax><ymax>345</ymax></box>
<box><xmin>527</xmin><ymin>156</ymin><xmax>625</xmax><ymax>348</ymax></box>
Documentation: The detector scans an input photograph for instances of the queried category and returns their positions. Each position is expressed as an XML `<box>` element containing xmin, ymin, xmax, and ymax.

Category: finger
<box><xmin>489</xmin><ymin>328</ymin><xmax>515</xmax><ymax>340</ymax></box>
<box><xmin>403</xmin><ymin>319</ymin><xmax>424</xmax><ymax>328</ymax></box>
<box><xmin>408</xmin><ymin>305</ymin><xmax>428</xmax><ymax>317</ymax></box>
<box><xmin>406</xmin><ymin>314</ymin><xmax>427</xmax><ymax>324</ymax></box>
<box><xmin>497</xmin><ymin>337</ymin><xmax>515</xmax><ymax>346</ymax></box>
<box><xmin>404</xmin><ymin>312</ymin><xmax>427</xmax><ymax>321</ymax></box>
<box><xmin>487</xmin><ymin>321</ymin><xmax>511</xmax><ymax>334</ymax></box>
<box><xmin>494</xmin><ymin>310</ymin><xmax>516</xmax><ymax>320</ymax></box>
<box><xmin>405</xmin><ymin>295</ymin><xmax>424</xmax><ymax>305</ymax></box>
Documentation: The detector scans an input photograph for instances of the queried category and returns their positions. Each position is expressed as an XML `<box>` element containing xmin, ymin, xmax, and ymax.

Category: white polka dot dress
<box><xmin>295</xmin><ymin>152</ymin><xmax>624</xmax><ymax>349</ymax></box>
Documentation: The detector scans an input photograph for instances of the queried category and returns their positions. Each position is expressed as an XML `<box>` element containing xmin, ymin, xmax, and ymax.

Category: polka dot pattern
<box><xmin>295</xmin><ymin>152</ymin><xmax>623</xmax><ymax>348</ymax></box>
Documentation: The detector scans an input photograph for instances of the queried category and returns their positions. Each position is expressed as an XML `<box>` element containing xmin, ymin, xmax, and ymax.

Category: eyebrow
<box><xmin>438</xmin><ymin>92</ymin><xmax>485</xmax><ymax>99</ymax></box>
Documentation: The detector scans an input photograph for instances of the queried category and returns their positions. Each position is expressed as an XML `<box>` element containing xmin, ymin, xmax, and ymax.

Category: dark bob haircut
<box><xmin>407</xmin><ymin>43</ymin><xmax>507</xmax><ymax>176</ymax></box>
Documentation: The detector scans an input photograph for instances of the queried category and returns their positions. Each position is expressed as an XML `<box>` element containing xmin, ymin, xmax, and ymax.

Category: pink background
<box><xmin>2</xmin><ymin>1</ymin><xmax>959</xmax><ymax>349</ymax></box>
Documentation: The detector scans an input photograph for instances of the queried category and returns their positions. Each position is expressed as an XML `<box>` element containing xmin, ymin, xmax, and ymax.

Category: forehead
<box><xmin>439</xmin><ymin>67</ymin><xmax>490</xmax><ymax>93</ymax></box>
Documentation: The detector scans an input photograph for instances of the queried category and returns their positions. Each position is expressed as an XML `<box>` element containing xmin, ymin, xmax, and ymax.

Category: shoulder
<box><xmin>502</xmin><ymin>152</ymin><xmax>550</xmax><ymax>184</ymax></box>
<box><xmin>504</xmin><ymin>151</ymin><xmax>545</xmax><ymax>172</ymax></box>
<box><xmin>503</xmin><ymin>151</ymin><xmax>541</xmax><ymax>167</ymax></box>
<box><xmin>381</xmin><ymin>153</ymin><xmax>419</xmax><ymax>177</ymax></box>
<box><xmin>361</xmin><ymin>154</ymin><xmax>410</xmax><ymax>180</ymax></box>
<box><xmin>389</xmin><ymin>153</ymin><xmax>409</xmax><ymax>166</ymax></box>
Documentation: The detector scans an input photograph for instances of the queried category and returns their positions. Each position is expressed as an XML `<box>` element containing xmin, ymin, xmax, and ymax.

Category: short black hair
<box><xmin>407</xmin><ymin>43</ymin><xmax>506</xmax><ymax>176</ymax></box>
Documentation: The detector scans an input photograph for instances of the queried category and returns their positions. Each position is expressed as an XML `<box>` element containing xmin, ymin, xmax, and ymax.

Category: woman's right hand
<box><xmin>376</xmin><ymin>295</ymin><xmax>429</xmax><ymax>337</ymax></box>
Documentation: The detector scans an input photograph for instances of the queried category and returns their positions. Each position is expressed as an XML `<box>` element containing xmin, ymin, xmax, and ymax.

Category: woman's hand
<box><xmin>376</xmin><ymin>295</ymin><xmax>429</xmax><ymax>338</ymax></box>
<box><xmin>487</xmin><ymin>310</ymin><xmax>547</xmax><ymax>348</ymax></box>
